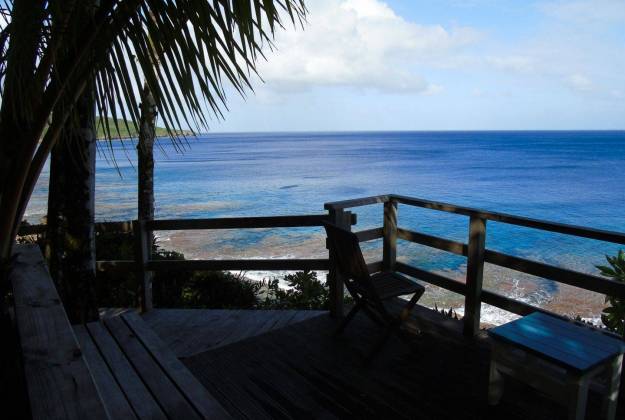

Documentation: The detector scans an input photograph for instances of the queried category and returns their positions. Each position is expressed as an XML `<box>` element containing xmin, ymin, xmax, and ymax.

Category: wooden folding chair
<box><xmin>324</xmin><ymin>222</ymin><xmax>426</xmax><ymax>362</ymax></box>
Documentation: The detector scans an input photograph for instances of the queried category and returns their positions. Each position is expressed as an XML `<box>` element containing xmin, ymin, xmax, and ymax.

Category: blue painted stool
<box><xmin>488</xmin><ymin>312</ymin><xmax>625</xmax><ymax>420</ymax></box>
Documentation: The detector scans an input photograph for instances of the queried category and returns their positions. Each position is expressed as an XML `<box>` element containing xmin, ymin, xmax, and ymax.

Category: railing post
<box><xmin>133</xmin><ymin>219</ymin><xmax>153</xmax><ymax>313</ymax></box>
<box><xmin>383</xmin><ymin>199</ymin><xmax>398</xmax><ymax>271</ymax></box>
<box><xmin>327</xmin><ymin>209</ymin><xmax>352</xmax><ymax>318</ymax></box>
<box><xmin>464</xmin><ymin>216</ymin><xmax>486</xmax><ymax>336</ymax></box>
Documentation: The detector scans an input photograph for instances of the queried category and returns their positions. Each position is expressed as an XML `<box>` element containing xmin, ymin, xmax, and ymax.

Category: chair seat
<box><xmin>370</xmin><ymin>271</ymin><xmax>425</xmax><ymax>300</ymax></box>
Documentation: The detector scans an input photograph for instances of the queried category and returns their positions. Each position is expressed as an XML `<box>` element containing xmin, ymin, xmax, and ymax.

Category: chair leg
<box><xmin>334</xmin><ymin>302</ymin><xmax>361</xmax><ymax>336</ymax></box>
<box><xmin>399</xmin><ymin>289</ymin><xmax>424</xmax><ymax>322</ymax></box>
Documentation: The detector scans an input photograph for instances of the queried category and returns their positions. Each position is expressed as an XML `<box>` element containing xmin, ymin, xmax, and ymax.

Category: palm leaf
<box><xmin>87</xmin><ymin>0</ymin><xmax>306</xmax><ymax>150</ymax></box>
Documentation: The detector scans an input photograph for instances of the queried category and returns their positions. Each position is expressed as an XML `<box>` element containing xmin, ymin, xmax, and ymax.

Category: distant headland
<box><xmin>96</xmin><ymin>117</ymin><xmax>193</xmax><ymax>140</ymax></box>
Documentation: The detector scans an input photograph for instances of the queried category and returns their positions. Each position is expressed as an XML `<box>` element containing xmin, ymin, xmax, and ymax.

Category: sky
<box><xmin>209</xmin><ymin>0</ymin><xmax>625</xmax><ymax>132</ymax></box>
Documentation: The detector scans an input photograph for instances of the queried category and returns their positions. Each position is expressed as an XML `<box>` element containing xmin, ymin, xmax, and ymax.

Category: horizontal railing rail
<box><xmin>21</xmin><ymin>194</ymin><xmax>625</xmax><ymax>337</ymax></box>
<box><xmin>18</xmin><ymin>213</ymin><xmax>358</xmax><ymax>311</ymax></box>
<box><xmin>95</xmin><ymin>259</ymin><xmax>331</xmax><ymax>272</ymax></box>
<box><xmin>145</xmin><ymin>259</ymin><xmax>330</xmax><ymax>271</ymax></box>
<box><xmin>327</xmin><ymin>194</ymin><xmax>625</xmax><ymax>245</ymax></box>
<box><xmin>19</xmin><ymin>216</ymin><xmax>356</xmax><ymax>237</ymax></box>
<box><xmin>325</xmin><ymin>194</ymin><xmax>625</xmax><ymax>337</ymax></box>
<box><xmin>18</xmin><ymin>220</ymin><xmax>134</xmax><ymax>236</ymax></box>
<box><xmin>20</xmin><ymin>213</ymin><xmax>356</xmax><ymax>313</ymax></box>
<box><xmin>392</xmin><ymin>194</ymin><xmax>625</xmax><ymax>245</ymax></box>
<box><xmin>138</xmin><ymin>213</ymin><xmax>357</xmax><ymax>311</ymax></box>
<box><xmin>145</xmin><ymin>214</ymin><xmax>350</xmax><ymax>231</ymax></box>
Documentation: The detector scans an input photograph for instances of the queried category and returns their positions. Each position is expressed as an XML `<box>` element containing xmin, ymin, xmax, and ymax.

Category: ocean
<box><xmin>25</xmin><ymin>131</ymin><xmax>625</xmax><ymax>325</ymax></box>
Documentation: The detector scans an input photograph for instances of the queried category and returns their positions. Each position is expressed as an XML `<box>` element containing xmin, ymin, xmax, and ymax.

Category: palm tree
<box><xmin>0</xmin><ymin>0</ymin><xmax>306</xmax><ymax>268</ymax></box>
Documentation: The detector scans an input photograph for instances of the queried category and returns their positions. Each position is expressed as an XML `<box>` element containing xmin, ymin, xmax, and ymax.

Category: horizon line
<box><xmin>190</xmin><ymin>128</ymin><xmax>625</xmax><ymax>135</ymax></box>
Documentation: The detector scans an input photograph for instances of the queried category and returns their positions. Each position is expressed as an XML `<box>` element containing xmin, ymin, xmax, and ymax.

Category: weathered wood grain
<box><xmin>146</xmin><ymin>258</ymin><xmax>330</xmax><ymax>271</ymax></box>
<box><xmin>104</xmin><ymin>316</ymin><xmax>202</xmax><ymax>419</ymax></box>
<box><xmin>17</xmin><ymin>220</ymin><xmax>134</xmax><ymax>237</ymax></box>
<box><xmin>354</xmin><ymin>227</ymin><xmax>384</xmax><ymax>242</ymax></box>
<box><xmin>133</xmin><ymin>219</ymin><xmax>152</xmax><ymax>312</ymax></box>
<box><xmin>9</xmin><ymin>244</ymin><xmax>108</xmax><ymax>420</ymax></box>
<box><xmin>464</xmin><ymin>216</ymin><xmax>487</xmax><ymax>336</ymax></box>
<box><xmin>86</xmin><ymin>321</ymin><xmax>166</xmax><ymax>420</ymax></box>
<box><xmin>397</xmin><ymin>227</ymin><xmax>468</xmax><ymax>256</ymax></box>
<box><xmin>74</xmin><ymin>325</ymin><xmax>137</xmax><ymax>419</ymax></box>
<box><xmin>142</xmin><ymin>309</ymin><xmax>326</xmax><ymax>358</ymax></box>
<box><xmin>176</xmin><ymin>306</ymin><xmax>624</xmax><ymax>419</ymax></box>
<box><xmin>484</xmin><ymin>249</ymin><xmax>625</xmax><ymax>299</ymax></box>
<box><xmin>382</xmin><ymin>199</ymin><xmax>398</xmax><ymax>272</ymax></box>
<box><xmin>391</xmin><ymin>194</ymin><xmax>625</xmax><ymax>245</ymax></box>
<box><xmin>327</xmin><ymin>209</ymin><xmax>353</xmax><ymax>318</ymax></box>
<box><xmin>121</xmin><ymin>312</ymin><xmax>230</xmax><ymax>418</ymax></box>
<box><xmin>324</xmin><ymin>194</ymin><xmax>390</xmax><ymax>210</ymax></box>
<box><xmin>146</xmin><ymin>214</ymin><xmax>331</xmax><ymax>231</ymax></box>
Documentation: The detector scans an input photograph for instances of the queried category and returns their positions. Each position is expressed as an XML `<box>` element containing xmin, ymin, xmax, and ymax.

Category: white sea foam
<box><xmin>231</xmin><ymin>269</ymin><xmax>327</xmax><ymax>290</ymax></box>
<box><xmin>156</xmin><ymin>231</ymin><xmax>607</xmax><ymax>327</ymax></box>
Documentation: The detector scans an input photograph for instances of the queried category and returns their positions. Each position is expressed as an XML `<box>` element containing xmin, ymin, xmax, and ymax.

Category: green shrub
<box><xmin>596</xmin><ymin>250</ymin><xmax>625</xmax><ymax>336</ymax></box>
<box><xmin>434</xmin><ymin>303</ymin><xmax>459</xmax><ymax>320</ymax></box>
<box><xmin>19</xmin><ymin>227</ymin><xmax>336</xmax><ymax>311</ymax></box>
<box><xmin>94</xmin><ymin>231</ymin><xmax>139</xmax><ymax>307</ymax></box>
<box><xmin>260</xmin><ymin>270</ymin><xmax>330</xmax><ymax>310</ymax></box>
<box><xmin>95</xmin><ymin>231</ymin><xmax>262</xmax><ymax>309</ymax></box>
<box><xmin>181</xmin><ymin>271</ymin><xmax>261</xmax><ymax>309</ymax></box>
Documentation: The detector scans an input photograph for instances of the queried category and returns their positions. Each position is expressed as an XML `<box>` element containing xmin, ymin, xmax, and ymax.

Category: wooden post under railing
<box><xmin>383</xmin><ymin>199</ymin><xmax>398</xmax><ymax>271</ymax></box>
<box><xmin>133</xmin><ymin>219</ymin><xmax>153</xmax><ymax>312</ymax></box>
<box><xmin>464</xmin><ymin>216</ymin><xmax>487</xmax><ymax>336</ymax></box>
<box><xmin>327</xmin><ymin>209</ymin><xmax>352</xmax><ymax>318</ymax></box>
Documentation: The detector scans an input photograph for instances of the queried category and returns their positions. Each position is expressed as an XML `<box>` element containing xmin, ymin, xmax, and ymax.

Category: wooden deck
<box><xmin>143</xmin><ymin>304</ymin><xmax>623</xmax><ymax>420</ymax></box>
<box><xmin>143</xmin><ymin>309</ymin><xmax>326</xmax><ymax>358</ymax></box>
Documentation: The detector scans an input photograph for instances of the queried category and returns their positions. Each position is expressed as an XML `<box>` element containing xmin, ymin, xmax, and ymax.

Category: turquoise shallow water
<box><xmin>25</xmin><ymin>131</ymin><xmax>625</xmax><ymax>323</ymax></box>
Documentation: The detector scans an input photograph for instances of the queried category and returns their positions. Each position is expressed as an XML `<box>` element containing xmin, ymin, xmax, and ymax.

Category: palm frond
<box><xmin>92</xmin><ymin>0</ymin><xmax>306</xmax><ymax>149</ymax></box>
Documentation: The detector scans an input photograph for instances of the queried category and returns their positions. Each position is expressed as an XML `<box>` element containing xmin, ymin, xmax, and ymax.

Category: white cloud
<box><xmin>567</xmin><ymin>74</ymin><xmax>594</xmax><ymax>93</ymax></box>
<box><xmin>486</xmin><ymin>55</ymin><xmax>535</xmax><ymax>73</ymax></box>
<box><xmin>257</xmin><ymin>0</ymin><xmax>480</xmax><ymax>94</ymax></box>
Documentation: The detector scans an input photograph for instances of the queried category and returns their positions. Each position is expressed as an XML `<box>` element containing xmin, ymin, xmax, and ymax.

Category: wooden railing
<box><xmin>19</xmin><ymin>194</ymin><xmax>625</xmax><ymax>336</ymax></box>
<box><xmin>19</xmin><ymin>214</ymin><xmax>357</xmax><ymax>313</ymax></box>
<box><xmin>133</xmin><ymin>214</ymin><xmax>357</xmax><ymax>312</ymax></box>
<box><xmin>325</xmin><ymin>194</ymin><xmax>625</xmax><ymax>336</ymax></box>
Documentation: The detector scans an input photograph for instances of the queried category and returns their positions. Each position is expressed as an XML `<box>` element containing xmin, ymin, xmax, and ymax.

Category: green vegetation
<box><xmin>261</xmin><ymin>271</ymin><xmax>331</xmax><ymax>310</ymax></box>
<box><xmin>96</xmin><ymin>117</ymin><xmax>190</xmax><ymax>140</ymax></box>
<box><xmin>0</xmin><ymin>1</ymin><xmax>306</xmax><ymax>274</ymax></box>
<box><xmin>94</xmin><ymin>230</ymin><xmax>331</xmax><ymax>310</ymax></box>
<box><xmin>597</xmin><ymin>250</ymin><xmax>625</xmax><ymax>336</ymax></box>
<box><xmin>434</xmin><ymin>304</ymin><xmax>459</xmax><ymax>320</ymax></box>
<box><xmin>18</xmin><ymin>227</ymin><xmax>333</xmax><ymax>310</ymax></box>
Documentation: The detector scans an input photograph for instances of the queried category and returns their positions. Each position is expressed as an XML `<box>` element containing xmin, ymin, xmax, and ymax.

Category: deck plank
<box><xmin>143</xmin><ymin>309</ymin><xmax>325</xmax><ymax>358</ymax></box>
<box><xmin>103</xmin><ymin>316</ymin><xmax>201</xmax><ymax>419</ymax></box>
<box><xmin>74</xmin><ymin>325</ymin><xmax>137</xmax><ymax>419</ymax></box>
<box><xmin>178</xmin><ymin>303</ymin><xmax>615</xmax><ymax>420</ymax></box>
<box><xmin>86</xmin><ymin>321</ymin><xmax>166</xmax><ymax>420</ymax></box>
<box><xmin>10</xmin><ymin>244</ymin><xmax>108</xmax><ymax>420</ymax></box>
<box><xmin>183</xmin><ymin>307</ymin><xmax>488</xmax><ymax>420</ymax></box>
<box><xmin>120</xmin><ymin>311</ymin><xmax>230</xmax><ymax>419</ymax></box>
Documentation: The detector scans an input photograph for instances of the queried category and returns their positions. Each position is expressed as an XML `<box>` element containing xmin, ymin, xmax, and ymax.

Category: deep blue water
<box><xmin>26</xmin><ymin>131</ymin><xmax>625</xmax><ymax>321</ymax></box>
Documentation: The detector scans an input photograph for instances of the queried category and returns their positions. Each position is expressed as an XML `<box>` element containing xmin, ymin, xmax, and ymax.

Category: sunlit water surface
<box><xmin>26</xmin><ymin>131</ymin><xmax>625</xmax><ymax>325</ymax></box>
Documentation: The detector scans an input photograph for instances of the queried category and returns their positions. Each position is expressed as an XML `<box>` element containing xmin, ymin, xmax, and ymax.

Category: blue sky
<box><xmin>210</xmin><ymin>0</ymin><xmax>625</xmax><ymax>131</ymax></box>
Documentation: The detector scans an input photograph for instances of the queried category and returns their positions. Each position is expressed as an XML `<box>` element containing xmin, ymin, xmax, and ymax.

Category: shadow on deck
<box><xmin>142</xmin><ymin>303</ymin><xmax>618</xmax><ymax>420</ymax></box>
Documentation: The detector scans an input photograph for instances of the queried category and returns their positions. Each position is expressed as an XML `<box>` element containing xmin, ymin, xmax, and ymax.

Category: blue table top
<box><xmin>488</xmin><ymin>312</ymin><xmax>625</xmax><ymax>372</ymax></box>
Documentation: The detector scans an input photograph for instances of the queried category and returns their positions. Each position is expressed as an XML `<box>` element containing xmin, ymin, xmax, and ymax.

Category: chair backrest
<box><xmin>323</xmin><ymin>222</ymin><xmax>382</xmax><ymax>306</ymax></box>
